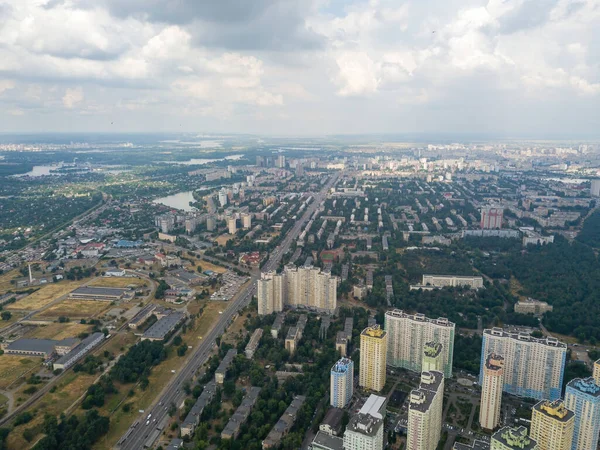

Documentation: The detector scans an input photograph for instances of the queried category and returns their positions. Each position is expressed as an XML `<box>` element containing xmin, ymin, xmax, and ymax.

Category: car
<box><xmin>146</xmin><ymin>420</ymin><xmax>150</xmax><ymax>426</ymax></box>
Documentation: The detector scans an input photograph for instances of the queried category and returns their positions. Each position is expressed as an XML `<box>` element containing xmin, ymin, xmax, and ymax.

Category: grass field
<box><xmin>6</xmin><ymin>281</ymin><xmax>86</xmax><ymax>311</ymax></box>
<box><xmin>0</xmin><ymin>393</ymin><xmax>8</xmax><ymax>407</ymax></box>
<box><xmin>36</xmin><ymin>299</ymin><xmax>110</xmax><ymax>319</ymax></box>
<box><xmin>7</xmin><ymin>370</ymin><xmax>98</xmax><ymax>450</ymax></box>
<box><xmin>0</xmin><ymin>269</ymin><xmax>20</xmax><ymax>294</ymax></box>
<box><xmin>29</xmin><ymin>322</ymin><xmax>92</xmax><ymax>340</ymax></box>
<box><xmin>0</xmin><ymin>355</ymin><xmax>40</xmax><ymax>389</ymax></box>
<box><xmin>89</xmin><ymin>277</ymin><xmax>147</xmax><ymax>288</ymax></box>
<box><xmin>197</xmin><ymin>259</ymin><xmax>227</xmax><ymax>274</ymax></box>
<box><xmin>215</xmin><ymin>234</ymin><xmax>235</xmax><ymax>246</ymax></box>
<box><xmin>0</xmin><ymin>311</ymin><xmax>26</xmax><ymax>330</ymax></box>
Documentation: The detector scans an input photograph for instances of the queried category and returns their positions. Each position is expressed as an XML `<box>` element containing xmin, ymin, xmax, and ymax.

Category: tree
<box><xmin>0</xmin><ymin>311</ymin><xmax>11</xmax><ymax>321</ymax></box>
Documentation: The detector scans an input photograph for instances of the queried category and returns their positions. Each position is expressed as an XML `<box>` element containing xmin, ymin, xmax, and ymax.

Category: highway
<box><xmin>118</xmin><ymin>172</ymin><xmax>339</xmax><ymax>449</ymax></box>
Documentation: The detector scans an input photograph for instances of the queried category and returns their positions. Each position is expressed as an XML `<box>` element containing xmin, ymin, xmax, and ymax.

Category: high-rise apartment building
<box><xmin>257</xmin><ymin>272</ymin><xmax>284</xmax><ymax>316</ymax></box>
<box><xmin>422</xmin><ymin>342</ymin><xmax>443</xmax><ymax>373</ymax></box>
<box><xmin>277</xmin><ymin>154</ymin><xmax>286</xmax><ymax>168</ymax></box>
<box><xmin>530</xmin><ymin>400</ymin><xmax>574</xmax><ymax>450</ymax></box>
<box><xmin>256</xmin><ymin>265</ymin><xmax>337</xmax><ymax>315</ymax></box>
<box><xmin>480</xmin><ymin>353</ymin><xmax>504</xmax><ymax>431</ymax></box>
<box><xmin>591</xmin><ymin>179</ymin><xmax>600</xmax><ymax>197</ymax></box>
<box><xmin>228</xmin><ymin>217</ymin><xmax>237</xmax><ymax>235</ymax></box>
<box><xmin>343</xmin><ymin>400</ymin><xmax>384</xmax><ymax>450</ymax></box>
<box><xmin>480</xmin><ymin>328</ymin><xmax>566</xmax><ymax>400</ymax></box>
<box><xmin>385</xmin><ymin>310</ymin><xmax>455</xmax><ymax>378</ymax></box>
<box><xmin>359</xmin><ymin>326</ymin><xmax>387</xmax><ymax>392</ymax></box>
<box><xmin>593</xmin><ymin>359</ymin><xmax>600</xmax><ymax>386</ymax></box>
<box><xmin>241</xmin><ymin>213</ymin><xmax>252</xmax><ymax>229</ymax></box>
<box><xmin>218</xmin><ymin>189</ymin><xmax>228</xmax><ymax>207</ymax></box>
<box><xmin>331</xmin><ymin>358</ymin><xmax>354</xmax><ymax>408</ymax></box>
<box><xmin>565</xmin><ymin>377</ymin><xmax>600</xmax><ymax>450</ymax></box>
<box><xmin>481</xmin><ymin>207</ymin><xmax>503</xmax><ymax>229</ymax></box>
<box><xmin>407</xmin><ymin>371</ymin><xmax>444</xmax><ymax>450</ymax></box>
<box><xmin>491</xmin><ymin>426</ymin><xmax>538</xmax><ymax>450</ymax></box>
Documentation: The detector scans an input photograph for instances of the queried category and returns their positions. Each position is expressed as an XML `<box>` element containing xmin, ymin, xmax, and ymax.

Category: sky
<box><xmin>0</xmin><ymin>0</ymin><xmax>599</xmax><ymax>137</ymax></box>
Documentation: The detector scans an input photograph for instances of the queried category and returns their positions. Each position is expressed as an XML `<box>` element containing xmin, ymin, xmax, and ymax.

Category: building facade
<box><xmin>479</xmin><ymin>328</ymin><xmax>566</xmax><ymax>400</ymax></box>
<box><xmin>564</xmin><ymin>377</ymin><xmax>600</xmax><ymax>450</ymax></box>
<box><xmin>359</xmin><ymin>326</ymin><xmax>387</xmax><ymax>392</ymax></box>
<box><xmin>481</xmin><ymin>207</ymin><xmax>503</xmax><ymax>229</ymax></box>
<box><xmin>385</xmin><ymin>310</ymin><xmax>455</xmax><ymax>378</ymax></box>
<box><xmin>530</xmin><ymin>400</ymin><xmax>574</xmax><ymax>450</ymax></box>
<box><xmin>257</xmin><ymin>265</ymin><xmax>337</xmax><ymax>315</ymax></box>
<box><xmin>407</xmin><ymin>371</ymin><xmax>444</xmax><ymax>450</ymax></box>
<box><xmin>480</xmin><ymin>353</ymin><xmax>504</xmax><ymax>431</ymax></box>
<box><xmin>331</xmin><ymin>358</ymin><xmax>354</xmax><ymax>408</ymax></box>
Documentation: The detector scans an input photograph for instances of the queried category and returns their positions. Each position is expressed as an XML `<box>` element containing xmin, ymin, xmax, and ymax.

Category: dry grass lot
<box><xmin>0</xmin><ymin>310</ymin><xmax>26</xmax><ymax>329</ymax></box>
<box><xmin>7</xmin><ymin>370</ymin><xmax>98</xmax><ymax>450</ymax></box>
<box><xmin>29</xmin><ymin>322</ymin><xmax>92</xmax><ymax>340</ymax></box>
<box><xmin>0</xmin><ymin>269</ymin><xmax>20</xmax><ymax>294</ymax></box>
<box><xmin>197</xmin><ymin>259</ymin><xmax>227</xmax><ymax>274</ymax></box>
<box><xmin>6</xmin><ymin>281</ymin><xmax>85</xmax><ymax>311</ymax></box>
<box><xmin>0</xmin><ymin>355</ymin><xmax>40</xmax><ymax>389</ymax></box>
<box><xmin>88</xmin><ymin>277</ymin><xmax>147</xmax><ymax>288</ymax></box>
<box><xmin>37</xmin><ymin>299</ymin><xmax>110</xmax><ymax>319</ymax></box>
<box><xmin>215</xmin><ymin>234</ymin><xmax>235</xmax><ymax>246</ymax></box>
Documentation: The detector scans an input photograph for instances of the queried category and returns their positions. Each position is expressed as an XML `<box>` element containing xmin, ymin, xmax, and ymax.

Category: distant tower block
<box><xmin>480</xmin><ymin>353</ymin><xmax>505</xmax><ymax>431</ymax></box>
<box><xmin>591</xmin><ymin>179</ymin><xmax>600</xmax><ymax>197</ymax></box>
<box><xmin>422</xmin><ymin>342</ymin><xmax>443</xmax><ymax>373</ymax></box>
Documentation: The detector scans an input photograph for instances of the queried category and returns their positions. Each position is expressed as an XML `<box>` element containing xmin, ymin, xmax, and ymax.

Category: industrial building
<box><xmin>141</xmin><ymin>311</ymin><xmax>186</xmax><ymax>341</ymax></box>
<box><xmin>53</xmin><ymin>333</ymin><xmax>105</xmax><ymax>371</ymax></box>
<box><xmin>69</xmin><ymin>286</ymin><xmax>130</xmax><ymax>301</ymax></box>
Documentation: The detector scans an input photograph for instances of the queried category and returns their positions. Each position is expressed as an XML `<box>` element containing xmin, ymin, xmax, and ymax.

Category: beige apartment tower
<box><xmin>407</xmin><ymin>371</ymin><xmax>444</xmax><ymax>450</ymax></box>
<box><xmin>530</xmin><ymin>400</ymin><xmax>574</xmax><ymax>450</ymax></box>
<box><xmin>359</xmin><ymin>326</ymin><xmax>387</xmax><ymax>392</ymax></box>
<box><xmin>257</xmin><ymin>272</ymin><xmax>284</xmax><ymax>315</ymax></box>
<box><xmin>480</xmin><ymin>353</ymin><xmax>504</xmax><ymax>431</ymax></box>
<box><xmin>594</xmin><ymin>359</ymin><xmax>600</xmax><ymax>386</ymax></box>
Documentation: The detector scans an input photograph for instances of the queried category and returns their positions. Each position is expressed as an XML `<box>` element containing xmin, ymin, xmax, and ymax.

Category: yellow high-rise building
<box><xmin>593</xmin><ymin>359</ymin><xmax>600</xmax><ymax>386</ymax></box>
<box><xmin>480</xmin><ymin>353</ymin><xmax>504</xmax><ymax>431</ymax></box>
<box><xmin>530</xmin><ymin>400</ymin><xmax>574</xmax><ymax>450</ymax></box>
<box><xmin>359</xmin><ymin>325</ymin><xmax>387</xmax><ymax>392</ymax></box>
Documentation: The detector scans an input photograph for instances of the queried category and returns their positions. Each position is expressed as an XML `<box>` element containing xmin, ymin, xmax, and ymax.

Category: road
<box><xmin>118</xmin><ymin>172</ymin><xmax>339</xmax><ymax>449</ymax></box>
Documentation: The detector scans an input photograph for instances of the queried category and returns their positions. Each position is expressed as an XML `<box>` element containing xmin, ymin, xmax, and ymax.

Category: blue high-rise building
<box><xmin>330</xmin><ymin>357</ymin><xmax>354</xmax><ymax>408</ymax></box>
<box><xmin>565</xmin><ymin>377</ymin><xmax>600</xmax><ymax>450</ymax></box>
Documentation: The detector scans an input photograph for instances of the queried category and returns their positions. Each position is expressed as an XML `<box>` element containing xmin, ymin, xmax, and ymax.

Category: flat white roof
<box><xmin>359</xmin><ymin>394</ymin><xmax>386</xmax><ymax>420</ymax></box>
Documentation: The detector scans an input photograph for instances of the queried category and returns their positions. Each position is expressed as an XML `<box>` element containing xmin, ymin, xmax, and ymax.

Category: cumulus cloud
<box><xmin>62</xmin><ymin>86</ymin><xmax>84</xmax><ymax>108</ymax></box>
<box><xmin>0</xmin><ymin>0</ymin><xmax>597</xmax><ymax>134</ymax></box>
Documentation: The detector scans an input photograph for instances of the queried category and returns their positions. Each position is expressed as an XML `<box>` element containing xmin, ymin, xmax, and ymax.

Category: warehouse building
<box><xmin>53</xmin><ymin>333</ymin><xmax>105</xmax><ymax>371</ymax></box>
<box><xmin>69</xmin><ymin>286</ymin><xmax>131</xmax><ymax>301</ymax></box>
<box><xmin>142</xmin><ymin>312</ymin><xmax>186</xmax><ymax>341</ymax></box>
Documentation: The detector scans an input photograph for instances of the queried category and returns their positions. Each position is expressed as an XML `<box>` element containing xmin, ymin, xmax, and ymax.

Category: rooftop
<box><xmin>386</xmin><ymin>309</ymin><xmax>455</xmax><ymax>328</ymax></box>
<box><xmin>70</xmin><ymin>286</ymin><xmax>127</xmax><ymax>297</ymax></box>
<box><xmin>331</xmin><ymin>358</ymin><xmax>353</xmax><ymax>374</ymax></box>
<box><xmin>485</xmin><ymin>328</ymin><xmax>567</xmax><ymax>349</ymax></box>
<box><xmin>54</xmin><ymin>333</ymin><xmax>104</xmax><ymax>365</ymax></box>
<box><xmin>312</xmin><ymin>431</ymin><xmax>344</xmax><ymax>450</ymax></box>
<box><xmin>485</xmin><ymin>353</ymin><xmax>505</xmax><ymax>372</ymax></box>
<box><xmin>492</xmin><ymin>426</ymin><xmax>537</xmax><ymax>450</ymax></box>
<box><xmin>359</xmin><ymin>394</ymin><xmax>386</xmax><ymax>420</ymax></box>
<box><xmin>533</xmin><ymin>400</ymin><xmax>574</xmax><ymax>423</ymax></box>
<box><xmin>216</xmin><ymin>349</ymin><xmax>238</xmax><ymax>375</ymax></box>
<box><xmin>361</xmin><ymin>325</ymin><xmax>386</xmax><ymax>339</ymax></box>
<box><xmin>424</xmin><ymin>341</ymin><xmax>443</xmax><ymax>358</ymax></box>
<box><xmin>321</xmin><ymin>407</ymin><xmax>344</xmax><ymax>432</ymax></box>
<box><xmin>346</xmin><ymin>413</ymin><xmax>383</xmax><ymax>437</ymax></box>
<box><xmin>142</xmin><ymin>311</ymin><xmax>186</xmax><ymax>340</ymax></box>
<box><xmin>409</xmin><ymin>371</ymin><xmax>444</xmax><ymax>414</ymax></box>
<box><xmin>567</xmin><ymin>377</ymin><xmax>600</xmax><ymax>397</ymax></box>
<box><xmin>6</xmin><ymin>338</ymin><xmax>58</xmax><ymax>355</ymax></box>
